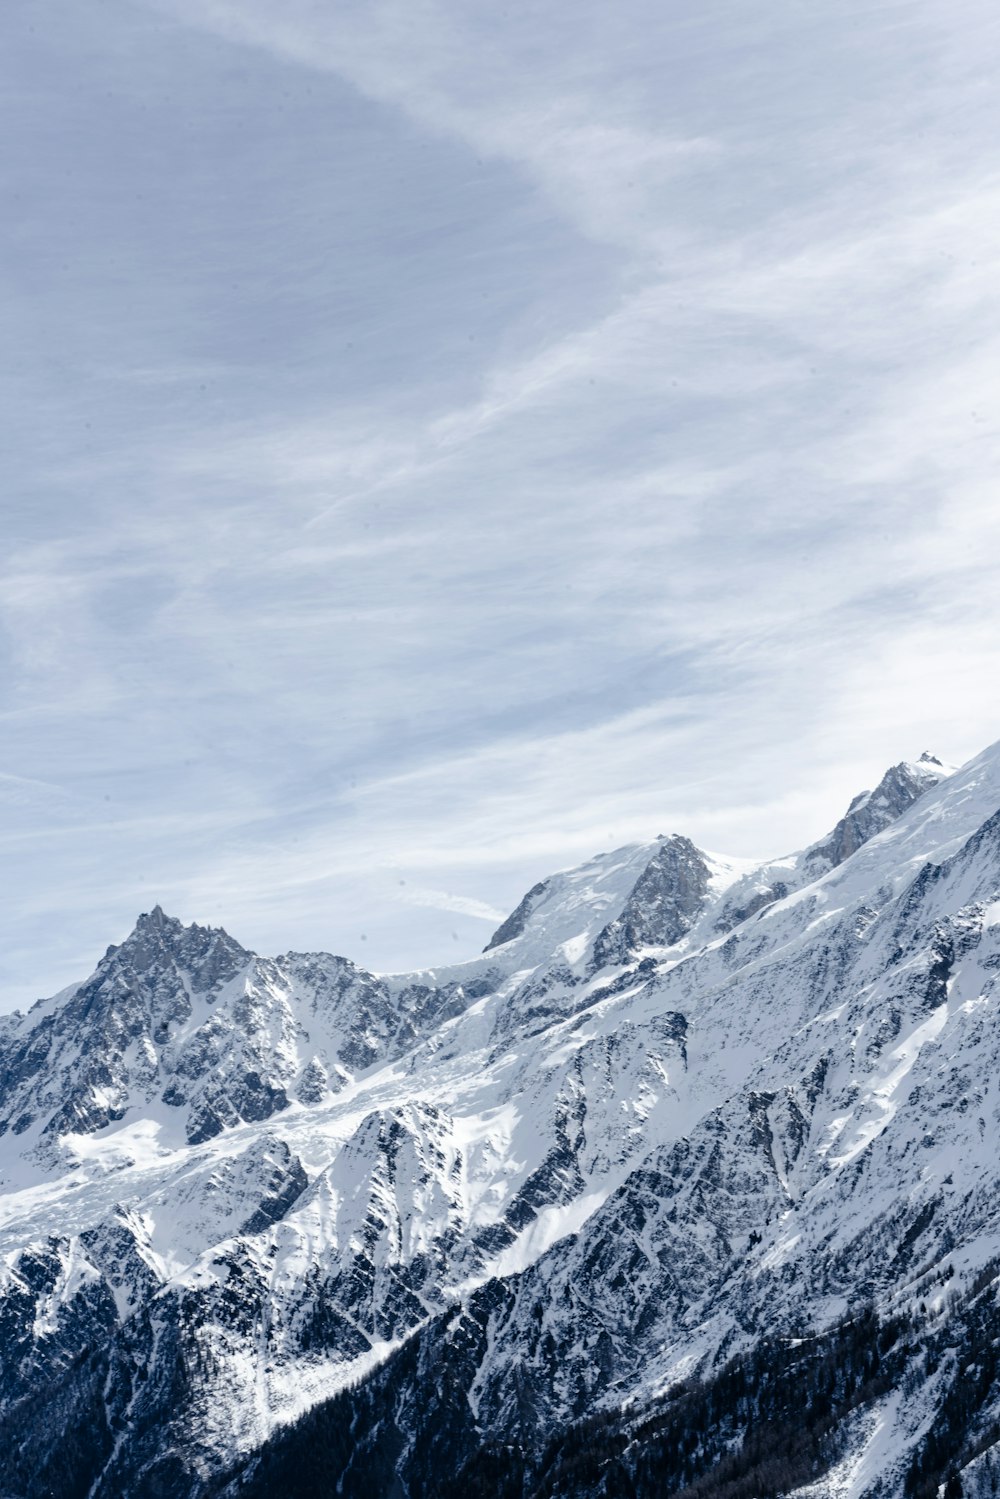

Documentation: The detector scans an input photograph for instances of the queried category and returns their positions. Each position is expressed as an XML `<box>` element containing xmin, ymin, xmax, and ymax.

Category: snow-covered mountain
<box><xmin>6</xmin><ymin>746</ymin><xmax>1000</xmax><ymax>1497</ymax></box>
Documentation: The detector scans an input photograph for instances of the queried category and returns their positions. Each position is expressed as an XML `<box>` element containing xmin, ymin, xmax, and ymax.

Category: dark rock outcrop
<box><xmin>592</xmin><ymin>834</ymin><xmax>710</xmax><ymax>967</ymax></box>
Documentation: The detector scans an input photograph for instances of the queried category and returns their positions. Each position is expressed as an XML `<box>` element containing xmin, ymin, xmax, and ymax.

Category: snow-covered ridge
<box><xmin>5</xmin><ymin>741</ymin><xmax>1000</xmax><ymax>1498</ymax></box>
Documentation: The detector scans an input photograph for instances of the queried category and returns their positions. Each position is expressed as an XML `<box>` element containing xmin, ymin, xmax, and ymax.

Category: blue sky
<box><xmin>3</xmin><ymin>0</ymin><xmax>1000</xmax><ymax>1008</ymax></box>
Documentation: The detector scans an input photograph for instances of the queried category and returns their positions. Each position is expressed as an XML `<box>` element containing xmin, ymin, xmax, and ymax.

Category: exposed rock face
<box><xmin>591</xmin><ymin>833</ymin><xmax>711</xmax><ymax>966</ymax></box>
<box><xmin>711</xmin><ymin>754</ymin><xmax>949</xmax><ymax>937</ymax></box>
<box><xmin>483</xmin><ymin>879</ymin><xmax>550</xmax><ymax>950</ymax></box>
<box><xmin>0</xmin><ymin>906</ymin><xmax>252</xmax><ymax>1144</ymax></box>
<box><xmin>0</xmin><ymin>922</ymin><xmax>496</xmax><ymax>1159</ymax></box>
<box><xmin>805</xmin><ymin>756</ymin><xmax>946</xmax><ymax>871</ymax></box>
<box><xmin>714</xmin><ymin>878</ymin><xmax>789</xmax><ymax>933</ymax></box>
<box><xmin>8</xmin><ymin>744</ymin><xmax>1000</xmax><ymax>1498</ymax></box>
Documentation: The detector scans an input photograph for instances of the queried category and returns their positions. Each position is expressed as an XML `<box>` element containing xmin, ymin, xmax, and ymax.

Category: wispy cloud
<box><xmin>2</xmin><ymin>0</ymin><xmax>1000</xmax><ymax>1004</ymax></box>
<box><xmin>398</xmin><ymin>887</ymin><xmax>506</xmax><ymax>924</ymax></box>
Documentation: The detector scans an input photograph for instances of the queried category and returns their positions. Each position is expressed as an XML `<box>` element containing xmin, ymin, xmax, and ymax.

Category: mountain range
<box><xmin>4</xmin><ymin>745</ymin><xmax>1000</xmax><ymax>1496</ymax></box>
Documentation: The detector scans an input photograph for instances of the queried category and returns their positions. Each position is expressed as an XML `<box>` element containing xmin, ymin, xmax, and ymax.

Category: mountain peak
<box><xmin>122</xmin><ymin>906</ymin><xmax>239</xmax><ymax>949</ymax></box>
<box><xmin>805</xmin><ymin>755</ymin><xmax>951</xmax><ymax>871</ymax></box>
<box><xmin>132</xmin><ymin>904</ymin><xmax>181</xmax><ymax>935</ymax></box>
<box><xmin>591</xmin><ymin>834</ymin><xmax>711</xmax><ymax>968</ymax></box>
<box><xmin>109</xmin><ymin>908</ymin><xmax>251</xmax><ymax>996</ymax></box>
<box><xmin>5</xmin><ymin>739</ymin><xmax>1000</xmax><ymax>1499</ymax></box>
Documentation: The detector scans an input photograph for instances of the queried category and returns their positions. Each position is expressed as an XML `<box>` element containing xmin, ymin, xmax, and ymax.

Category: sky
<box><xmin>3</xmin><ymin>0</ymin><xmax>1000</xmax><ymax>1009</ymax></box>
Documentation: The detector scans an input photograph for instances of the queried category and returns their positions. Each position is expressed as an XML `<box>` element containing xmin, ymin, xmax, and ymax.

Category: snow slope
<box><xmin>3</xmin><ymin>745</ymin><xmax>1000</xmax><ymax>1498</ymax></box>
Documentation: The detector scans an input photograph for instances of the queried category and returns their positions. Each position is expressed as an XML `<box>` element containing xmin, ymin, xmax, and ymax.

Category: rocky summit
<box><xmin>6</xmin><ymin>747</ymin><xmax>1000</xmax><ymax>1496</ymax></box>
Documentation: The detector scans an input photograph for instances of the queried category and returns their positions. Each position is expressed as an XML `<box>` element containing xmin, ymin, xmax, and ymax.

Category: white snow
<box><xmin>1</xmin><ymin>738</ymin><xmax>998</xmax><ymax>1491</ymax></box>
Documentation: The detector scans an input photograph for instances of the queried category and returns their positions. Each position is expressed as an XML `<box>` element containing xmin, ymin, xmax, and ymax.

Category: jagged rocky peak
<box><xmin>805</xmin><ymin>754</ymin><xmax>951</xmax><ymax>871</ymax></box>
<box><xmin>0</xmin><ymin>910</ymin><xmax>254</xmax><ymax>1144</ymax></box>
<box><xmin>109</xmin><ymin>904</ymin><xmax>251</xmax><ymax>995</ymax></box>
<box><xmin>713</xmin><ymin>753</ymin><xmax>954</xmax><ymax>935</ymax></box>
<box><xmin>483</xmin><ymin>833</ymin><xmax>717</xmax><ymax>973</ymax></box>
<box><xmin>6</xmin><ymin>739</ymin><xmax>1000</xmax><ymax>1498</ymax></box>
<box><xmin>592</xmin><ymin>833</ymin><xmax>711</xmax><ymax>968</ymax></box>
